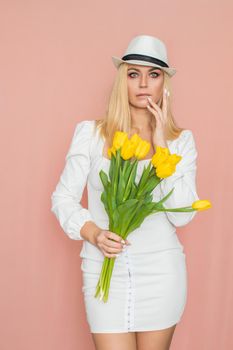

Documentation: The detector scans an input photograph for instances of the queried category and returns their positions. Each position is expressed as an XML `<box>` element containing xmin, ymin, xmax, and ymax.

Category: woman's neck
<box><xmin>130</xmin><ymin>105</ymin><xmax>153</xmax><ymax>132</ymax></box>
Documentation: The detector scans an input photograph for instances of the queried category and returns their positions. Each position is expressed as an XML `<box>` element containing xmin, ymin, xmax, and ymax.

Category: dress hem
<box><xmin>89</xmin><ymin>317</ymin><xmax>182</xmax><ymax>333</ymax></box>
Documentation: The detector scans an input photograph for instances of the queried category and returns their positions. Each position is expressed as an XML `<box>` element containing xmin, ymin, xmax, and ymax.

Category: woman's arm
<box><xmin>159</xmin><ymin>130</ymin><xmax>200</xmax><ymax>227</ymax></box>
<box><xmin>51</xmin><ymin>120</ymin><xmax>100</xmax><ymax>241</ymax></box>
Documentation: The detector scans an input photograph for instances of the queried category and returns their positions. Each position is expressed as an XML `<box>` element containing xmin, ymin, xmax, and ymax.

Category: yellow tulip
<box><xmin>107</xmin><ymin>146</ymin><xmax>116</xmax><ymax>159</ymax></box>
<box><xmin>151</xmin><ymin>146</ymin><xmax>170</xmax><ymax>168</ymax></box>
<box><xmin>112</xmin><ymin>131</ymin><xmax>128</xmax><ymax>150</ymax></box>
<box><xmin>134</xmin><ymin>140</ymin><xmax>151</xmax><ymax>160</ymax></box>
<box><xmin>192</xmin><ymin>200</ymin><xmax>212</xmax><ymax>211</ymax></box>
<box><xmin>168</xmin><ymin>153</ymin><xmax>182</xmax><ymax>166</ymax></box>
<box><xmin>129</xmin><ymin>133</ymin><xmax>142</xmax><ymax>149</ymax></box>
<box><xmin>121</xmin><ymin>139</ymin><xmax>136</xmax><ymax>160</ymax></box>
<box><xmin>155</xmin><ymin>161</ymin><xmax>176</xmax><ymax>178</ymax></box>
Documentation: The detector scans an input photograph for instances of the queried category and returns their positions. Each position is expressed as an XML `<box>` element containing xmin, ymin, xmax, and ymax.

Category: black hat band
<box><xmin>121</xmin><ymin>54</ymin><xmax>169</xmax><ymax>68</ymax></box>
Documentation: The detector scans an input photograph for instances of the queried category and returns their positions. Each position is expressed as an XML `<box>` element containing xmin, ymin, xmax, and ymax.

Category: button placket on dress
<box><xmin>123</xmin><ymin>248</ymin><xmax>135</xmax><ymax>331</ymax></box>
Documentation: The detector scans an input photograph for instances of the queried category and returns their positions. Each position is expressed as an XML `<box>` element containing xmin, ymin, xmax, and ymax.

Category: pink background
<box><xmin>1</xmin><ymin>1</ymin><xmax>232</xmax><ymax>349</ymax></box>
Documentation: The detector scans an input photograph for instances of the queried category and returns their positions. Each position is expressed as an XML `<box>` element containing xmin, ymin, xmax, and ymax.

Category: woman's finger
<box><xmin>103</xmin><ymin>244</ymin><xmax>124</xmax><ymax>253</ymax></box>
<box><xmin>147</xmin><ymin>104</ymin><xmax>162</xmax><ymax>126</ymax></box>
<box><xmin>147</xmin><ymin>97</ymin><xmax>161</xmax><ymax>119</ymax></box>
<box><xmin>105</xmin><ymin>238</ymin><xmax>122</xmax><ymax>249</ymax></box>
<box><xmin>107</xmin><ymin>231</ymin><xmax>124</xmax><ymax>244</ymax></box>
<box><xmin>147</xmin><ymin>97</ymin><xmax>163</xmax><ymax>118</ymax></box>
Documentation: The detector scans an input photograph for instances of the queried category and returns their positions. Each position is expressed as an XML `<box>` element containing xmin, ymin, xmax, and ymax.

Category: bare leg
<box><xmin>91</xmin><ymin>332</ymin><xmax>137</xmax><ymax>350</ymax></box>
<box><xmin>136</xmin><ymin>324</ymin><xmax>177</xmax><ymax>350</ymax></box>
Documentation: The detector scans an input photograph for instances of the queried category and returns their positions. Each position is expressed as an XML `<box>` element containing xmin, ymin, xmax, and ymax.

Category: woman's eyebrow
<box><xmin>127</xmin><ymin>67</ymin><xmax>161</xmax><ymax>72</ymax></box>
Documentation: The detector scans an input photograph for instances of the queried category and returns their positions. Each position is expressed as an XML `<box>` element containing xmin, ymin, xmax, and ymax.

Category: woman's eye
<box><xmin>128</xmin><ymin>72</ymin><xmax>137</xmax><ymax>78</ymax></box>
<box><xmin>128</xmin><ymin>72</ymin><xmax>159</xmax><ymax>78</ymax></box>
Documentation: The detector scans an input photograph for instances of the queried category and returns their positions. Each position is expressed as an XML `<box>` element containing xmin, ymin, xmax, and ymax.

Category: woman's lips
<box><xmin>136</xmin><ymin>94</ymin><xmax>151</xmax><ymax>98</ymax></box>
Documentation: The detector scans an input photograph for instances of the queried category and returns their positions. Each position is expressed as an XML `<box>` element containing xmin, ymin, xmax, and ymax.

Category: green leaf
<box><xmin>136</xmin><ymin>176</ymin><xmax>161</xmax><ymax>198</ymax></box>
<box><xmin>123</xmin><ymin>159</ymin><xmax>134</xmax><ymax>183</ymax></box>
<box><xmin>111</xmin><ymin>148</ymin><xmax>121</xmax><ymax>197</ymax></box>
<box><xmin>109</xmin><ymin>154</ymin><xmax>116</xmax><ymax>182</ymax></box>
<box><xmin>112</xmin><ymin>198</ymin><xmax>139</xmax><ymax>234</ymax></box>
<box><xmin>126</xmin><ymin>205</ymin><xmax>153</xmax><ymax>234</ymax></box>
<box><xmin>123</xmin><ymin>160</ymin><xmax>138</xmax><ymax>201</ymax></box>
<box><xmin>122</xmin><ymin>158</ymin><xmax>130</xmax><ymax>173</ymax></box>
<box><xmin>106</xmin><ymin>183</ymin><xmax>116</xmax><ymax>225</ymax></box>
<box><xmin>137</xmin><ymin>162</ymin><xmax>151</xmax><ymax>190</ymax></box>
<box><xmin>112</xmin><ymin>204</ymin><xmax>120</xmax><ymax>229</ymax></box>
<box><xmin>116</xmin><ymin>166</ymin><xmax>126</xmax><ymax>204</ymax></box>
<box><xmin>99</xmin><ymin>170</ymin><xmax>110</xmax><ymax>190</ymax></box>
<box><xmin>143</xmin><ymin>193</ymin><xmax>153</xmax><ymax>204</ymax></box>
<box><xmin>155</xmin><ymin>187</ymin><xmax>175</xmax><ymax>206</ymax></box>
<box><xmin>100</xmin><ymin>191</ymin><xmax>109</xmax><ymax>216</ymax></box>
<box><xmin>128</xmin><ymin>182</ymin><xmax>137</xmax><ymax>199</ymax></box>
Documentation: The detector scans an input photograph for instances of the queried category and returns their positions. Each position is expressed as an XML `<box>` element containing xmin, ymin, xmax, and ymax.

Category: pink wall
<box><xmin>0</xmin><ymin>0</ymin><xmax>232</xmax><ymax>349</ymax></box>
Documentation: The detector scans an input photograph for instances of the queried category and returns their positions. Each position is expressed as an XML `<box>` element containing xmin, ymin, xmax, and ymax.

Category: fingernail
<box><xmin>121</xmin><ymin>239</ymin><xmax>125</xmax><ymax>244</ymax></box>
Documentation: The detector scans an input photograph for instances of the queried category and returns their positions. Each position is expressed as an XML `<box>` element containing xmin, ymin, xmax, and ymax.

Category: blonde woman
<box><xmin>51</xmin><ymin>35</ymin><xmax>199</xmax><ymax>350</ymax></box>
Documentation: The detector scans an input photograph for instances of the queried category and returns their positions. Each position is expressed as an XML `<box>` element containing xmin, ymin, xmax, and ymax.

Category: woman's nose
<box><xmin>139</xmin><ymin>74</ymin><xmax>148</xmax><ymax>87</ymax></box>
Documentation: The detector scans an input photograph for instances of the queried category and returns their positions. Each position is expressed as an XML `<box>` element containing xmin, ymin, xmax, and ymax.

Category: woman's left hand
<box><xmin>146</xmin><ymin>88</ymin><xmax>169</xmax><ymax>148</ymax></box>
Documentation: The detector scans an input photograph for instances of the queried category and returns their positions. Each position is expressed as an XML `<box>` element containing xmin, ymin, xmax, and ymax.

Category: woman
<box><xmin>51</xmin><ymin>35</ymin><xmax>199</xmax><ymax>350</ymax></box>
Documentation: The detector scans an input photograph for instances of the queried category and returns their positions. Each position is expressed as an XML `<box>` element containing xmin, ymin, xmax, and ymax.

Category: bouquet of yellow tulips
<box><xmin>94</xmin><ymin>131</ymin><xmax>211</xmax><ymax>302</ymax></box>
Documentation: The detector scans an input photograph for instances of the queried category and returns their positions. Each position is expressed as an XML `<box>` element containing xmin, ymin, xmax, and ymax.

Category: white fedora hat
<box><xmin>112</xmin><ymin>35</ymin><xmax>177</xmax><ymax>77</ymax></box>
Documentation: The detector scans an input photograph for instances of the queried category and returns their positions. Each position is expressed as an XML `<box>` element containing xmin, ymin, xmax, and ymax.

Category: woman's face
<box><xmin>127</xmin><ymin>64</ymin><xmax>164</xmax><ymax>108</ymax></box>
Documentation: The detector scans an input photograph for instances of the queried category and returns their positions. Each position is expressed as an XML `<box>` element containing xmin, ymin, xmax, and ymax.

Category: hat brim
<box><xmin>111</xmin><ymin>56</ymin><xmax>177</xmax><ymax>77</ymax></box>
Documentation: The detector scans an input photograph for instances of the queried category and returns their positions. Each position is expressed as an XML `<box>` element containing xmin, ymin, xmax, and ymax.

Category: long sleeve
<box><xmin>159</xmin><ymin>130</ymin><xmax>200</xmax><ymax>227</ymax></box>
<box><xmin>50</xmin><ymin>120</ymin><xmax>95</xmax><ymax>240</ymax></box>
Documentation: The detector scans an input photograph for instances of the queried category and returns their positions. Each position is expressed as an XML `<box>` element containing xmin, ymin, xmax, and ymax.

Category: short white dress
<box><xmin>51</xmin><ymin>119</ymin><xmax>199</xmax><ymax>333</ymax></box>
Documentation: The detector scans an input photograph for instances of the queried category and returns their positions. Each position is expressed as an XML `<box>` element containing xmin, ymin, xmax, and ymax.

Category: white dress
<box><xmin>51</xmin><ymin>119</ymin><xmax>199</xmax><ymax>333</ymax></box>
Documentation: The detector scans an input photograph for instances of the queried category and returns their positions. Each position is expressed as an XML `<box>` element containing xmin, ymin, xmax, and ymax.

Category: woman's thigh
<box><xmin>91</xmin><ymin>332</ymin><xmax>137</xmax><ymax>350</ymax></box>
<box><xmin>136</xmin><ymin>324</ymin><xmax>177</xmax><ymax>350</ymax></box>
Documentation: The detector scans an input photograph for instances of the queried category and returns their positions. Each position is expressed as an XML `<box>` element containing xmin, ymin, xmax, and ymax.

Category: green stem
<box><xmin>95</xmin><ymin>256</ymin><xmax>109</xmax><ymax>299</ymax></box>
<box><xmin>104</xmin><ymin>258</ymin><xmax>115</xmax><ymax>302</ymax></box>
<box><xmin>102</xmin><ymin>259</ymin><xmax>110</xmax><ymax>296</ymax></box>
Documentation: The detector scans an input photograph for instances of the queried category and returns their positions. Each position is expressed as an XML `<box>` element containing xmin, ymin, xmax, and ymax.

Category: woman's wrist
<box><xmin>80</xmin><ymin>221</ymin><xmax>101</xmax><ymax>246</ymax></box>
<box><xmin>153</xmin><ymin>137</ymin><xmax>168</xmax><ymax>148</ymax></box>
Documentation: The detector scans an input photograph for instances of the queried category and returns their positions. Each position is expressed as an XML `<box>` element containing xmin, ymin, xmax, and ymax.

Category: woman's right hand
<box><xmin>94</xmin><ymin>229</ymin><xmax>131</xmax><ymax>258</ymax></box>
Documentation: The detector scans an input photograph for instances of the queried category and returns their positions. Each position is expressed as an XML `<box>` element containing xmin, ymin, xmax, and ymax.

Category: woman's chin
<box><xmin>135</xmin><ymin>100</ymin><xmax>149</xmax><ymax>107</ymax></box>
<box><xmin>129</xmin><ymin>100</ymin><xmax>153</xmax><ymax>109</ymax></box>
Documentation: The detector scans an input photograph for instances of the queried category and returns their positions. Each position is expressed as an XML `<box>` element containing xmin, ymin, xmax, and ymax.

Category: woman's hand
<box><xmin>146</xmin><ymin>88</ymin><xmax>169</xmax><ymax>148</ymax></box>
<box><xmin>94</xmin><ymin>229</ymin><xmax>131</xmax><ymax>258</ymax></box>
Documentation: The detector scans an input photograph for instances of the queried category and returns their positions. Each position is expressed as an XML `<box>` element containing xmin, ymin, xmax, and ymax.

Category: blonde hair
<box><xmin>95</xmin><ymin>62</ymin><xmax>185</xmax><ymax>146</ymax></box>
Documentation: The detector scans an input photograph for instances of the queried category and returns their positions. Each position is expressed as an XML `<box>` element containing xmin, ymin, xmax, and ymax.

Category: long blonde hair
<box><xmin>95</xmin><ymin>62</ymin><xmax>185</xmax><ymax>146</ymax></box>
